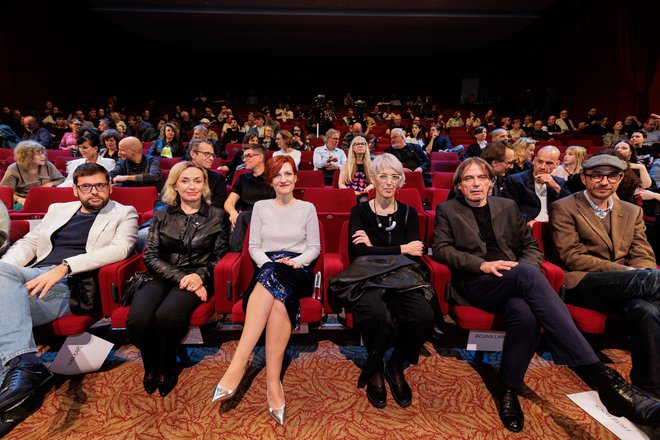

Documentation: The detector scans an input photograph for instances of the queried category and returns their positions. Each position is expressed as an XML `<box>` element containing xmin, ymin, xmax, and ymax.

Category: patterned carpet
<box><xmin>5</xmin><ymin>331</ymin><xmax>658</xmax><ymax>440</ymax></box>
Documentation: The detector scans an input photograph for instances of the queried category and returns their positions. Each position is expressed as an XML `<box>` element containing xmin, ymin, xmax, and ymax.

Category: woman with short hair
<box><xmin>59</xmin><ymin>134</ymin><xmax>116</xmax><ymax>187</ymax></box>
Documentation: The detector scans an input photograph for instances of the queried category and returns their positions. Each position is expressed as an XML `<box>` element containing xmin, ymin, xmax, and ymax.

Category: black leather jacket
<box><xmin>144</xmin><ymin>203</ymin><xmax>228</xmax><ymax>289</ymax></box>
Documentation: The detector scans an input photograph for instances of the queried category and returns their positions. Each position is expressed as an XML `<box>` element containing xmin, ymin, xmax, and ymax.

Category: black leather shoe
<box><xmin>0</xmin><ymin>392</ymin><xmax>42</xmax><ymax>438</ymax></box>
<box><xmin>498</xmin><ymin>387</ymin><xmax>524</xmax><ymax>433</ymax></box>
<box><xmin>0</xmin><ymin>363</ymin><xmax>53</xmax><ymax>413</ymax></box>
<box><xmin>158</xmin><ymin>375</ymin><xmax>179</xmax><ymax>398</ymax></box>
<box><xmin>384</xmin><ymin>362</ymin><xmax>412</xmax><ymax>408</ymax></box>
<box><xmin>597</xmin><ymin>368</ymin><xmax>660</xmax><ymax>426</ymax></box>
<box><xmin>143</xmin><ymin>376</ymin><xmax>158</xmax><ymax>395</ymax></box>
<box><xmin>365</xmin><ymin>381</ymin><xmax>387</xmax><ymax>409</ymax></box>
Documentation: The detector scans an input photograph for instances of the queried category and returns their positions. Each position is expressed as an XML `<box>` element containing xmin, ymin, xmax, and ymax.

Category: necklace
<box><xmin>374</xmin><ymin>199</ymin><xmax>397</xmax><ymax>232</ymax></box>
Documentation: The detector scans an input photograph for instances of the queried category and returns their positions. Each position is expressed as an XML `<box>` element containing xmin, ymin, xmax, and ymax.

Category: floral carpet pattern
<box><xmin>6</xmin><ymin>339</ymin><xmax>654</xmax><ymax>439</ymax></box>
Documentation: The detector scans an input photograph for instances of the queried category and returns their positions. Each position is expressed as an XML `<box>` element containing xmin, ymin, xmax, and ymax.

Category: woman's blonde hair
<box><xmin>370</xmin><ymin>153</ymin><xmax>405</xmax><ymax>188</ymax></box>
<box><xmin>343</xmin><ymin>136</ymin><xmax>372</xmax><ymax>186</ymax></box>
<box><xmin>565</xmin><ymin>146</ymin><xmax>587</xmax><ymax>170</ymax></box>
<box><xmin>512</xmin><ymin>137</ymin><xmax>535</xmax><ymax>164</ymax></box>
<box><xmin>161</xmin><ymin>161</ymin><xmax>211</xmax><ymax>206</ymax></box>
<box><xmin>14</xmin><ymin>140</ymin><xmax>46</xmax><ymax>169</ymax></box>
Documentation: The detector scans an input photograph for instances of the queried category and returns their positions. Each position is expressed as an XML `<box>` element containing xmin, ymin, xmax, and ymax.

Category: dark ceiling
<box><xmin>89</xmin><ymin>0</ymin><xmax>556</xmax><ymax>56</ymax></box>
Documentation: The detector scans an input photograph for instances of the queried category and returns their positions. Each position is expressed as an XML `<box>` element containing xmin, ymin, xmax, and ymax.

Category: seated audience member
<box><xmin>337</xmin><ymin>153</ymin><xmax>432</xmax><ymax>409</ymax></box>
<box><xmin>425</xmin><ymin>124</ymin><xmax>462</xmax><ymax>155</ymax></box>
<box><xmin>477</xmin><ymin>141</ymin><xmax>515</xmax><ymax>197</ymax></box>
<box><xmin>433</xmin><ymin>157</ymin><xmax>660</xmax><ymax>432</ymax></box>
<box><xmin>224</xmin><ymin>145</ymin><xmax>275</xmax><ymax>252</ymax></box>
<box><xmin>650</xmin><ymin>159</ymin><xmax>660</xmax><ymax>188</ymax></box>
<box><xmin>465</xmin><ymin>111</ymin><xmax>481</xmax><ymax>130</ymax></box>
<box><xmin>405</xmin><ymin>122</ymin><xmax>426</xmax><ymax>148</ymax></box>
<box><xmin>100</xmin><ymin>129</ymin><xmax>123</xmax><ymax>161</ymax></box>
<box><xmin>136</xmin><ymin>139</ymin><xmax>227</xmax><ymax>250</ymax></box>
<box><xmin>247</xmin><ymin>113</ymin><xmax>266</xmax><ymax>138</ymax></box>
<box><xmin>556</xmin><ymin>109</ymin><xmax>576</xmax><ymax>132</ymax></box>
<box><xmin>483</xmin><ymin>109</ymin><xmax>495</xmax><ymax>129</ymax></box>
<box><xmin>21</xmin><ymin>116</ymin><xmax>52</xmax><ymax>149</ymax></box>
<box><xmin>149</xmin><ymin>123</ymin><xmax>184</xmax><ymax>158</ymax></box>
<box><xmin>109</xmin><ymin>136</ymin><xmax>163</xmax><ymax>191</ymax></box>
<box><xmin>213</xmin><ymin>156</ymin><xmax>320</xmax><ymax>427</ymax></box>
<box><xmin>490</xmin><ymin>128</ymin><xmax>509</xmax><ymax>143</ymax></box>
<box><xmin>503</xmin><ymin>146</ymin><xmax>570</xmax><ymax>227</ymax></box>
<box><xmin>544</xmin><ymin>115</ymin><xmax>562</xmax><ymax>136</ymax></box>
<box><xmin>552</xmin><ymin>146</ymin><xmax>587</xmax><ymax>192</ymax></box>
<box><xmin>97</xmin><ymin>118</ymin><xmax>115</xmax><ymax>134</ymax></box>
<box><xmin>499</xmin><ymin>117</ymin><xmax>511</xmax><ymax>130</ymax></box>
<box><xmin>199</xmin><ymin>118</ymin><xmax>219</xmax><ymax>142</ymax></box>
<box><xmin>0</xmin><ymin>141</ymin><xmax>64</xmax><ymax>208</ymax></box>
<box><xmin>603</xmin><ymin>120</ymin><xmax>628</xmax><ymax>147</ymax></box>
<box><xmin>550</xmin><ymin>154</ymin><xmax>660</xmax><ymax>398</ymax></box>
<box><xmin>510</xmin><ymin>138</ymin><xmax>536</xmax><ymax>175</ymax></box>
<box><xmin>586</xmin><ymin>116</ymin><xmax>610</xmax><ymax>136</ymax></box>
<box><xmin>313</xmin><ymin>129</ymin><xmax>347</xmax><ymax>186</ymax></box>
<box><xmin>221</xmin><ymin>118</ymin><xmax>244</xmax><ymax>149</ymax></box>
<box><xmin>59</xmin><ymin>118</ymin><xmax>82</xmax><ymax>151</ymax></box>
<box><xmin>446</xmin><ymin>111</ymin><xmax>464</xmax><ymax>127</ymax></box>
<box><xmin>630</xmin><ymin>131</ymin><xmax>653</xmax><ymax>164</ymax></box>
<box><xmin>614</xmin><ymin>141</ymin><xmax>653</xmax><ymax>191</ymax></box>
<box><xmin>291</xmin><ymin>125</ymin><xmax>309</xmax><ymax>151</ymax></box>
<box><xmin>527</xmin><ymin>120</ymin><xmax>551</xmax><ymax>141</ymax></box>
<box><xmin>0</xmin><ymin>163</ymin><xmax>138</xmax><ymax>435</ymax></box>
<box><xmin>190</xmin><ymin>125</ymin><xmax>221</xmax><ymax>157</ymax></box>
<box><xmin>385</xmin><ymin>128</ymin><xmax>430</xmax><ymax>174</ymax></box>
<box><xmin>48</xmin><ymin>113</ymin><xmax>68</xmax><ymax>143</ymax></box>
<box><xmin>127</xmin><ymin>162</ymin><xmax>227</xmax><ymax>398</ymax></box>
<box><xmin>508</xmin><ymin>119</ymin><xmax>526</xmax><ymax>140</ymax></box>
<box><xmin>464</xmin><ymin>126</ymin><xmax>489</xmax><ymax>158</ymax></box>
<box><xmin>273</xmin><ymin>130</ymin><xmax>301</xmax><ymax>169</ymax></box>
<box><xmin>59</xmin><ymin>134</ymin><xmax>116</xmax><ymax>187</ymax></box>
<box><xmin>342</xmin><ymin>123</ymin><xmax>364</xmax><ymax>150</ymax></box>
<box><xmin>385</xmin><ymin>114</ymin><xmax>404</xmax><ymax>135</ymax></box>
<box><xmin>220</xmin><ymin>134</ymin><xmax>260</xmax><ymax>184</ymax></box>
<box><xmin>259</xmin><ymin>126</ymin><xmax>277</xmax><ymax>151</ymax></box>
<box><xmin>338</xmin><ymin>136</ymin><xmax>373</xmax><ymax>203</ymax></box>
<box><xmin>622</xmin><ymin>114</ymin><xmax>642</xmax><ymax>137</ymax></box>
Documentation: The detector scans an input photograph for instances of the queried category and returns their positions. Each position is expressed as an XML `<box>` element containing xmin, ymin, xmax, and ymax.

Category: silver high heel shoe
<box><xmin>267</xmin><ymin>382</ymin><xmax>286</xmax><ymax>426</ymax></box>
<box><xmin>212</xmin><ymin>364</ymin><xmax>248</xmax><ymax>403</ymax></box>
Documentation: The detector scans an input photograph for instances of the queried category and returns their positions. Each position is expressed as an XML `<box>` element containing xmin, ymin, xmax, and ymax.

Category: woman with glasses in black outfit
<box><xmin>346</xmin><ymin>153</ymin><xmax>434</xmax><ymax>409</ymax></box>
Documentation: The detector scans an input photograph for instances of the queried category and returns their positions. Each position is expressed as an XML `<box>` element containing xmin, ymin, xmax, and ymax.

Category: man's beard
<box><xmin>81</xmin><ymin>197</ymin><xmax>109</xmax><ymax>213</ymax></box>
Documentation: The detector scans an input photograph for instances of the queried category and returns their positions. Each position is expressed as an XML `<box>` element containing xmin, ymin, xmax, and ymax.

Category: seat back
<box><xmin>158</xmin><ymin>157</ymin><xmax>182</xmax><ymax>170</ymax></box>
<box><xmin>45</xmin><ymin>150</ymin><xmax>74</xmax><ymax>161</ymax></box>
<box><xmin>403</xmin><ymin>171</ymin><xmax>426</xmax><ymax>201</ymax></box>
<box><xmin>302</xmin><ymin>188</ymin><xmax>356</xmax><ymax>253</ymax></box>
<box><xmin>110</xmin><ymin>187</ymin><xmax>158</xmax><ymax>214</ymax></box>
<box><xmin>0</xmin><ymin>186</ymin><xmax>13</xmax><ymax>210</ymax></box>
<box><xmin>296</xmin><ymin>170</ymin><xmax>325</xmax><ymax>188</ymax></box>
<box><xmin>21</xmin><ymin>187</ymin><xmax>78</xmax><ymax>213</ymax></box>
<box><xmin>9</xmin><ymin>219</ymin><xmax>30</xmax><ymax>244</ymax></box>
<box><xmin>431</xmin><ymin>172</ymin><xmax>454</xmax><ymax>189</ymax></box>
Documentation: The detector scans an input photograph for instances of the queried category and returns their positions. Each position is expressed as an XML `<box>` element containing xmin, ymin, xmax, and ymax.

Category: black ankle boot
<box><xmin>498</xmin><ymin>386</ymin><xmax>524</xmax><ymax>432</ymax></box>
<box><xmin>596</xmin><ymin>368</ymin><xmax>660</xmax><ymax>427</ymax></box>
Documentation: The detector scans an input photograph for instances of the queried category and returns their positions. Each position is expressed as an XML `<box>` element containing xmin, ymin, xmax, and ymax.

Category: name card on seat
<box><xmin>466</xmin><ymin>331</ymin><xmax>505</xmax><ymax>352</ymax></box>
<box><xmin>49</xmin><ymin>332</ymin><xmax>113</xmax><ymax>375</ymax></box>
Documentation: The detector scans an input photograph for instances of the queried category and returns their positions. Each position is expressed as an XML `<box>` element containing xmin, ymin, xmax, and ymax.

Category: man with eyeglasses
<box><xmin>503</xmin><ymin>146</ymin><xmax>570</xmax><ymax>228</ymax></box>
<box><xmin>0</xmin><ymin>163</ymin><xmax>137</xmax><ymax>435</ymax></box>
<box><xmin>313</xmin><ymin>128</ymin><xmax>347</xmax><ymax>186</ymax></box>
<box><xmin>551</xmin><ymin>154</ymin><xmax>660</xmax><ymax>398</ymax></box>
<box><xmin>224</xmin><ymin>145</ymin><xmax>275</xmax><ymax>251</ymax></box>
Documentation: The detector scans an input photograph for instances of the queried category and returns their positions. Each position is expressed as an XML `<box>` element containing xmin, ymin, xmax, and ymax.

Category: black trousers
<box><xmin>463</xmin><ymin>263</ymin><xmax>598</xmax><ymax>390</ymax></box>
<box><xmin>567</xmin><ymin>268</ymin><xmax>660</xmax><ymax>392</ymax></box>
<box><xmin>126</xmin><ymin>277</ymin><xmax>203</xmax><ymax>377</ymax></box>
<box><xmin>229</xmin><ymin>211</ymin><xmax>252</xmax><ymax>252</ymax></box>
<box><xmin>352</xmin><ymin>287</ymin><xmax>433</xmax><ymax>378</ymax></box>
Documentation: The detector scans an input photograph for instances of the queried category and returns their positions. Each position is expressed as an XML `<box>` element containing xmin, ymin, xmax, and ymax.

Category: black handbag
<box><xmin>67</xmin><ymin>270</ymin><xmax>100</xmax><ymax>316</ymax></box>
<box><xmin>121</xmin><ymin>271</ymin><xmax>153</xmax><ymax>306</ymax></box>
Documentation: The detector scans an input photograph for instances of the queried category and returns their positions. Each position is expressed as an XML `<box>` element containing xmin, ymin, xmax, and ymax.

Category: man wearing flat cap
<box><xmin>550</xmin><ymin>154</ymin><xmax>660</xmax><ymax>397</ymax></box>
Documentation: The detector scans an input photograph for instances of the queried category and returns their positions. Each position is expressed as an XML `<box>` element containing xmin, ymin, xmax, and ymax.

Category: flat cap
<box><xmin>582</xmin><ymin>155</ymin><xmax>627</xmax><ymax>171</ymax></box>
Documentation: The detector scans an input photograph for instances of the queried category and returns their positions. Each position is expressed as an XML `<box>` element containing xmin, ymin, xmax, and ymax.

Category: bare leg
<box><xmin>265</xmin><ymin>300</ymin><xmax>291</xmax><ymax>409</ymax></box>
<box><xmin>217</xmin><ymin>283</ymin><xmax>274</xmax><ymax>388</ymax></box>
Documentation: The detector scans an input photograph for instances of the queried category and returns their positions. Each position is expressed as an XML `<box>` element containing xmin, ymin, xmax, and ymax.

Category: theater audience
<box><xmin>490</xmin><ymin>128</ymin><xmax>509</xmax><ymax>143</ymax></box>
<box><xmin>338</xmin><ymin>136</ymin><xmax>373</xmax><ymax>202</ymax></box>
<box><xmin>508</xmin><ymin>119</ymin><xmax>525</xmax><ymax>140</ymax></box>
<box><xmin>260</xmin><ymin>125</ymin><xmax>277</xmax><ymax>151</ymax></box>
<box><xmin>552</xmin><ymin>146</ymin><xmax>587</xmax><ymax>192</ymax></box>
<box><xmin>59</xmin><ymin>134</ymin><xmax>116</xmax><ymax>187</ymax></box>
<box><xmin>341</xmin><ymin>153</ymin><xmax>433</xmax><ymax>409</ymax></box>
<box><xmin>273</xmin><ymin>130</ymin><xmax>301</xmax><ymax>169</ymax></box>
<box><xmin>224</xmin><ymin>144</ymin><xmax>275</xmax><ymax>251</ymax></box>
<box><xmin>425</xmin><ymin>124</ymin><xmax>460</xmax><ymax>154</ymax></box>
<box><xmin>22</xmin><ymin>116</ymin><xmax>52</xmax><ymax>148</ymax></box>
<box><xmin>465</xmin><ymin>126</ymin><xmax>488</xmax><ymax>158</ymax></box>
<box><xmin>602</xmin><ymin>120</ymin><xmax>628</xmax><ymax>147</ymax></box>
<box><xmin>342</xmin><ymin>123</ymin><xmax>364</xmax><ymax>150</ymax></box>
<box><xmin>59</xmin><ymin>118</ymin><xmax>82</xmax><ymax>151</ymax></box>
<box><xmin>109</xmin><ymin>136</ymin><xmax>163</xmax><ymax>191</ymax></box>
<box><xmin>503</xmin><ymin>146</ymin><xmax>570</xmax><ymax>227</ymax></box>
<box><xmin>127</xmin><ymin>162</ymin><xmax>227</xmax><ymax>397</ymax></box>
<box><xmin>550</xmin><ymin>154</ymin><xmax>660</xmax><ymax>398</ymax></box>
<box><xmin>386</xmin><ymin>128</ymin><xmax>429</xmax><ymax>173</ymax></box>
<box><xmin>433</xmin><ymin>157</ymin><xmax>660</xmax><ymax>432</ymax></box>
<box><xmin>0</xmin><ymin>141</ymin><xmax>64</xmax><ymax>208</ymax></box>
<box><xmin>213</xmin><ymin>156</ymin><xmax>320</xmax><ymax>427</ymax></box>
<box><xmin>99</xmin><ymin>129</ymin><xmax>123</xmax><ymax>161</ymax></box>
<box><xmin>313</xmin><ymin>128</ymin><xmax>347</xmax><ymax>186</ymax></box>
<box><xmin>557</xmin><ymin>109</ymin><xmax>576</xmax><ymax>132</ymax></box>
<box><xmin>527</xmin><ymin>120</ymin><xmax>551</xmax><ymax>141</ymax></box>
<box><xmin>405</xmin><ymin>122</ymin><xmax>425</xmax><ymax>148</ymax></box>
<box><xmin>149</xmin><ymin>123</ymin><xmax>184</xmax><ymax>158</ymax></box>
<box><xmin>0</xmin><ymin>163</ymin><xmax>137</xmax><ymax>434</ymax></box>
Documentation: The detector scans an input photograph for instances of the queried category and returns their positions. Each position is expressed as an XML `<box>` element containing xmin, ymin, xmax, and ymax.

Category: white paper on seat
<box><xmin>49</xmin><ymin>332</ymin><xmax>114</xmax><ymax>375</ymax></box>
<box><xmin>567</xmin><ymin>391</ymin><xmax>650</xmax><ymax>440</ymax></box>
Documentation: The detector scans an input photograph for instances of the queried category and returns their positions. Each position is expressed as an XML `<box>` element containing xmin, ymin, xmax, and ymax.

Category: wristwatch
<box><xmin>62</xmin><ymin>260</ymin><xmax>72</xmax><ymax>274</ymax></box>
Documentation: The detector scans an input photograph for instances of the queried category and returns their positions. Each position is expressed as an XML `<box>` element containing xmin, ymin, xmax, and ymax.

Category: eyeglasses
<box><xmin>329</xmin><ymin>137</ymin><xmax>340</xmax><ymax>141</ymax></box>
<box><xmin>242</xmin><ymin>153</ymin><xmax>259</xmax><ymax>160</ymax></box>
<box><xmin>583</xmin><ymin>173</ymin><xmax>623</xmax><ymax>183</ymax></box>
<box><xmin>462</xmin><ymin>175</ymin><xmax>491</xmax><ymax>183</ymax></box>
<box><xmin>353</xmin><ymin>142</ymin><xmax>367</xmax><ymax>146</ymax></box>
<box><xmin>76</xmin><ymin>183</ymin><xmax>109</xmax><ymax>193</ymax></box>
<box><xmin>193</xmin><ymin>150</ymin><xmax>215</xmax><ymax>159</ymax></box>
<box><xmin>374</xmin><ymin>173</ymin><xmax>402</xmax><ymax>183</ymax></box>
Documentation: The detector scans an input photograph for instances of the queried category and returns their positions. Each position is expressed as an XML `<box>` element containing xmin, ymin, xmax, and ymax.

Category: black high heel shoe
<box><xmin>158</xmin><ymin>374</ymin><xmax>179</xmax><ymax>398</ymax></box>
<box><xmin>143</xmin><ymin>375</ymin><xmax>158</xmax><ymax>395</ymax></box>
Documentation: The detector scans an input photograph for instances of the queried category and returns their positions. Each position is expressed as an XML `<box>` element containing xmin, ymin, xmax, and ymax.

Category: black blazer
<box><xmin>502</xmin><ymin>169</ymin><xmax>570</xmax><ymax>222</ymax></box>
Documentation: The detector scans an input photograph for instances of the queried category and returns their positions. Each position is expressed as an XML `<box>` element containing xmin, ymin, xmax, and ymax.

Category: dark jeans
<box><xmin>567</xmin><ymin>268</ymin><xmax>660</xmax><ymax>391</ymax></box>
<box><xmin>463</xmin><ymin>263</ymin><xmax>598</xmax><ymax>389</ymax></box>
<box><xmin>352</xmin><ymin>287</ymin><xmax>433</xmax><ymax>379</ymax></box>
<box><xmin>126</xmin><ymin>277</ymin><xmax>203</xmax><ymax>377</ymax></box>
<box><xmin>229</xmin><ymin>210</ymin><xmax>252</xmax><ymax>252</ymax></box>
